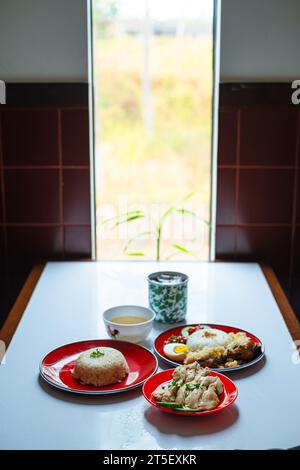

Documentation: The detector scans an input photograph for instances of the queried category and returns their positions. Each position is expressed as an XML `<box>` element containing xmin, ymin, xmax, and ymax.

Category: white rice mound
<box><xmin>73</xmin><ymin>347</ymin><xmax>129</xmax><ymax>387</ymax></box>
<box><xmin>187</xmin><ymin>328</ymin><xmax>230</xmax><ymax>351</ymax></box>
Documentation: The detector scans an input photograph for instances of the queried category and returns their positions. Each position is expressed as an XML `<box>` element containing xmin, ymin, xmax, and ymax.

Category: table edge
<box><xmin>0</xmin><ymin>264</ymin><xmax>45</xmax><ymax>350</ymax></box>
<box><xmin>260</xmin><ymin>264</ymin><xmax>300</xmax><ymax>340</ymax></box>
<box><xmin>0</xmin><ymin>262</ymin><xmax>299</xmax><ymax>352</ymax></box>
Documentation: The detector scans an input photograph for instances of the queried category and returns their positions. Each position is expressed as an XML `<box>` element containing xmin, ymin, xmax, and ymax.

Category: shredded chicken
<box><xmin>152</xmin><ymin>362</ymin><xmax>224</xmax><ymax>411</ymax></box>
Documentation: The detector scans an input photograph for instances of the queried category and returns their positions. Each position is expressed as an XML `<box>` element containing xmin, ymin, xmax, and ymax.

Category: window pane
<box><xmin>93</xmin><ymin>0</ymin><xmax>213</xmax><ymax>260</ymax></box>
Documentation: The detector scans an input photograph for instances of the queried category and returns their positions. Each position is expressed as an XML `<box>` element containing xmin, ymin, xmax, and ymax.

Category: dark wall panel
<box><xmin>216</xmin><ymin>83</ymin><xmax>300</xmax><ymax>317</ymax></box>
<box><xmin>0</xmin><ymin>83</ymin><xmax>92</xmax><ymax>326</ymax></box>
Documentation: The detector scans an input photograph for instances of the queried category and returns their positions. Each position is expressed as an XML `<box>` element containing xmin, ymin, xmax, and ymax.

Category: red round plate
<box><xmin>40</xmin><ymin>339</ymin><xmax>158</xmax><ymax>395</ymax></box>
<box><xmin>154</xmin><ymin>323</ymin><xmax>265</xmax><ymax>371</ymax></box>
<box><xmin>143</xmin><ymin>368</ymin><xmax>238</xmax><ymax>416</ymax></box>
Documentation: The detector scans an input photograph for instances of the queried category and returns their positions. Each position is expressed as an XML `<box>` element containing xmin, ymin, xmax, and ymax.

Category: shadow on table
<box><xmin>144</xmin><ymin>403</ymin><xmax>239</xmax><ymax>437</ymax></box>
<box><xmin>224</xmin><ymin>355</ymin><xmax>266</xmax><ymax>381</ymax></box>
<box><xmin>38</xmin><ymin>376</ymin><xmax>142</xmax><ymax>405</ymax></box>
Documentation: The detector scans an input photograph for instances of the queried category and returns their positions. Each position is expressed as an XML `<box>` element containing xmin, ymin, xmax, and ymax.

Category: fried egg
<box><xmin>163</xmin><ymin>343</ymin><xmax>189</xmax><ymax>361</ymax></box>
<box><xmin>186</xmin><ymin>328</ymin><xmax>230</xmax><ymax>352</ymax></box>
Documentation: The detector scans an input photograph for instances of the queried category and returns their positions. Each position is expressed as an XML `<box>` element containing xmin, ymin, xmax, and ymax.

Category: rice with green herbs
<box><xmin>72</xmin><ymin>347</ymin><xmax>129</xmax><ymax>387</ymax></box>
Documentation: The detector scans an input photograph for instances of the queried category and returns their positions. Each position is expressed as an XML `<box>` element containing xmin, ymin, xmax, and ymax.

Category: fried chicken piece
<box><xmin>175</xmin><ymin>385</ymin><xmax>187</xmax><ymax>405</ymax></box>
<box><xmin>200</xmin><ymin>375</ymin><xmax>224</xmax><ymax>394</ymax></box>
<box><xmin>227</xmin><ymin>333</ymin><xmax>257</xmax><ymax>361</ymax></box>
<box><xmin>224</xmin><ymin>360</ymin><xmax>239</xmax><ymax>368</ymax></box>
<box><xmin>184</xmin><ymin>346</ymin><xmax>226</xmax><ymax>365</ymax></box>
<box><xmin>152</xmin><ymin>383</ymin><xmax>177</xmax><ymax>402</ymax></box>
<box><xmin>198</xmin><ymin>384</ymin><xmax>220</xmax><ymax>410</ymax></box>
<box><xmin>173</xmin><ymin>361</ymin><xmax>208</xmax><ymax>382</ymax></box>
<box><xmin>185</xmin><ymin>388</ymin><xmax>204</xmax><ymax>409</ymax></box>
<box><xmin>184</xmin><ymin>332</ymin><xmax>260</xmax><ymax>368</ymax></box>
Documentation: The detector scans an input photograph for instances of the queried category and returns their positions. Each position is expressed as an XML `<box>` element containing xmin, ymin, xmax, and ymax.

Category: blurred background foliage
<box><xmin>93</xmin><ymin>0</ymin><xmax>213</xmax><ymax>260</ymax></box>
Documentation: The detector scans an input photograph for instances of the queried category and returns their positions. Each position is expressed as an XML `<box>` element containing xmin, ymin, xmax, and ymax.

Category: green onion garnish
<box><xmin>90</xmin><ymin>349</ymin><xmax>104</xmax><ymax>358</ymax></box>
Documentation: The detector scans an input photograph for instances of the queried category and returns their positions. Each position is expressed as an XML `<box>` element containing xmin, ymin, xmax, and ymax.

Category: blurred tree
<box><xmin>93</xmin><ymin>0</ymin><xmax>119</xmax><ymax>37</ymax></box>
<box><xmin>143</xmin><ymin>0</ymin><xmax>153</xmax><ymax>135</ymax></box>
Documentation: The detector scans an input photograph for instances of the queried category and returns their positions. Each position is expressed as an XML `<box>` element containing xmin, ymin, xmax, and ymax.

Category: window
<box><xmin>93</xmin><ymin>0</ymin><xmax>214</xmax><ymax>260</ymax></box>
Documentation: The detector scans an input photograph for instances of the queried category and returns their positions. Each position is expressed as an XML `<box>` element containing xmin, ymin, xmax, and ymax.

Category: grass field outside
<box><xmin>94</xmin><ymin>29</ymin><xmax>213</xmax><ymax>260</ymax></box>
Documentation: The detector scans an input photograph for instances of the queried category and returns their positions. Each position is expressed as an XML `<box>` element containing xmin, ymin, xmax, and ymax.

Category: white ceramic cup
<box><xmin>103</xmin><ymin>305</ymin><xmax>155</xmax><ymax>343</ymax></box>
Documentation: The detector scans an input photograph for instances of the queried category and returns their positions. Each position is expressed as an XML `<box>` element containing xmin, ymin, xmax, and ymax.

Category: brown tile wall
<box><xmin>0</xmin><ymin>84</ymin><xmax>92</xmax><ymax>326</ymax></box>
<box><xmin>216</xmin><ymin>83</ymin><xmax>300</xmax><ymax>317</ymax></box>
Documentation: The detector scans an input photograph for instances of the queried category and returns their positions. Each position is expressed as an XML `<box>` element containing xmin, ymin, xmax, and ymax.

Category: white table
<box><xmin>0</xmin><ymin>261</ymin><xmax>300</xmax><ymax>450</ymax></box>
